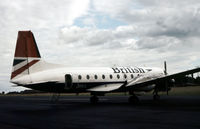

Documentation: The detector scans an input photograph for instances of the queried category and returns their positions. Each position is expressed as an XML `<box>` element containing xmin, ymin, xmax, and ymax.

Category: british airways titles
<box><xmin>112</xmin><ymin>67</ymin><xmax>145</xmax><ymax>73</ymax></box>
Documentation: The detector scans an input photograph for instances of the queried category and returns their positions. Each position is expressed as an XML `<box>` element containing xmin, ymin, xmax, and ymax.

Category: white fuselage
<box><xmin>12</xmin><ymin>66</ymin><xmax>164</xmax><ymax>91</ymax></box>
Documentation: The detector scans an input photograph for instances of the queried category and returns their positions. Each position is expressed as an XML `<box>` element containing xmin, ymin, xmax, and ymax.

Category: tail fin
<box><xmin>11</xmin><ymin>31</ymin><xmax>41</xmax><ymax>79</ymax></box>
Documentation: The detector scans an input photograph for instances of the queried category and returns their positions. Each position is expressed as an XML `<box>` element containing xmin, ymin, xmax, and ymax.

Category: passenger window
<box><xmin>110</xmin><ymin>75</ymin><xmax>113</xmax><ymax>79</ymax></box>
<box><xmin>102</xmin><ymin>75</ymin><xmax>105</xmax><ymax>79</ymax></box>
<box><xmin>131</xmin><ymin>74</ymin><xmax>134</xmax><ymax>79</ymax></box>
<box><xmin>78</xmin><ymin>75</ymin><xmax>82</xmax><ymax>80</ymax></box>
<box><xmin>124</xmin><ymin>74</ymin><xmax>127</xmax><ymax>79</ymax></box>
<box><xmin>94</xmin><ymin>75</ymin><xmax>98</xmax><ymax>79</ymax></box>
<box><xmin>86</xmin><ymin>75</ymin><xmax>90</xmax><ymax>80</ymax></box>
<box><xmin>117</xmin><ymin>74</ymin><xmax>120</xmax><ymax>79</ymax></box>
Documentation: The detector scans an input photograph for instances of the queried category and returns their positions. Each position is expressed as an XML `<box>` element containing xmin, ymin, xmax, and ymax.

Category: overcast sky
<box><xmin>0</xmin><ymin>0</ymin><xmax>200</xmax><ymax>92</ymax></box>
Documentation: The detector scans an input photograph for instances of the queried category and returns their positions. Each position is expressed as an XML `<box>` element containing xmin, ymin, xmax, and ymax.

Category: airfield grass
<box><xmin>1</xmin><ymin>86</ymin><xmax>200</xmax><ymax>96</ymax></box>
<box><xmin>160</xmin><ymin>86</ymin><xmax>200</xmax><ymax>96</ymax></box>
<box><xmin>108</xmin><ymin>86</ymin><xmax>200</xmax><ymax>96</ymax></box>
<box><xmin>142</xmin><ymin>86</ymin><xmax>200</xmax><ymax>96</ymax></box>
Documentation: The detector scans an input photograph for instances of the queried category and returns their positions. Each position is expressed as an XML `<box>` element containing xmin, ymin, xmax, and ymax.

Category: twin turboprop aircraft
<box><xmin>10</xmin><ymin>31</ymin><xmax>200</xmax><ymax>104</ymax></box>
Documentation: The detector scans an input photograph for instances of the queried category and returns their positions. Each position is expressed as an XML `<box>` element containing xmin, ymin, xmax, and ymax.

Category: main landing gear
<box><xmin>50</xmin><ymin>93</ymin><xmax>60</xmax><ymax>103</ymax></box>
<box><xmin>128</xmin><ymin>91</ymin><xmax>139</xmax><ymax>104</ymax></box>
<box><xmin>153</xmin><ymin>91</ymin><xmax>160</xmax><ymax>101</ymax></box>
<box><xmin>90</xmin><ymin>95</ymin><xmax>99</xmax><ymax>104</ymax></box>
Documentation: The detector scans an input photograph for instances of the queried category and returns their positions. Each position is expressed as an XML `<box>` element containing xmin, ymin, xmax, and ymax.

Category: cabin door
<box><xmin>65</xmin><ymin>74</ymin><xmax>73</xmax><ymax>89</ymax></box>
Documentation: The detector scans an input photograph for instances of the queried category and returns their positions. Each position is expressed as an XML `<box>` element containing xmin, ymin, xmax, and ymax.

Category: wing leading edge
<box><xmin>126</xmin><ymin>67</ymin><xmax>200</xmax><ymax>89</ymax></box>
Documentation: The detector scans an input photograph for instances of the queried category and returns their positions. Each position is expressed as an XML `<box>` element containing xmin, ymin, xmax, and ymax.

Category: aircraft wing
<box><xmin>87</xmin><ymin>83</ymin><xmax>124</xmax><ymax>92</ymax></box>
<box><xmin>162</xmin><ymin>67</ymin><xmax>200</xmax><ymax>80</ymax></box>
<box><xmin>126</xmin><ymin>67</ymin><xmax>200</xmax><ymax>89</ymax></box>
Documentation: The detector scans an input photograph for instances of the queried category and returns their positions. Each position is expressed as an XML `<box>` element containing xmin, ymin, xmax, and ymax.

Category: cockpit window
<box><xmin>146</xmin><ymin>69</ymin><xmax>152</xmax><ymax>72</ymax></box>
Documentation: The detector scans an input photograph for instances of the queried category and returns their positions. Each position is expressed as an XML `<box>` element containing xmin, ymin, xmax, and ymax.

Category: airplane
<box><xmin>10</xmin><ymin>31</ymin><xmax>200</xmax><ymax>104</ymax></box>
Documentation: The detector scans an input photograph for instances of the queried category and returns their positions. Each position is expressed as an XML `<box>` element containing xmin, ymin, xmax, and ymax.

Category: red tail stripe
<box><xmin>11</xmin><ymin>60</ymin><xmax>39</xmax><ymax>79</ymax></box>
<box><xmin>15</xmin><ymin>31</ymin><xmax>41</xmax><ymax>58</ymax></box>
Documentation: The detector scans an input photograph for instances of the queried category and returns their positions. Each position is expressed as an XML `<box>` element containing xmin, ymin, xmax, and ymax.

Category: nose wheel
<box><xmin>50</xmin><ymin>93</ymin><xmax>60</xmax><ymax>103</ymax></box>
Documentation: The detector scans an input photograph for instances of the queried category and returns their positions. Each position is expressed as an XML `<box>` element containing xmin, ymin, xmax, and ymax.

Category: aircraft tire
<box><xmin>128</xmin><ymin>95</ymin><xmax>139</xmax><ymax>104</ymax></box>
<box><xmin>153</xmin><ymin>94</ymin><xmax>160</xmax><ymax>101</ymax></box>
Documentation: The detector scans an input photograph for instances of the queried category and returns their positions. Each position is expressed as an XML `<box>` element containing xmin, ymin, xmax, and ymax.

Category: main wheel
<box><xmin>153</xmin><ymin>94</ymin><xmax>160</xmax><ymax>101</ymax></box>
<box><xmin>90</xmin><ymin>95</ymin><xmax>99</xmax><ymax>104</ymax></box>
<box><xmin>128</xmin><ymin>95</ymin><xmax>139</xmax><ymax>104</ymax></box>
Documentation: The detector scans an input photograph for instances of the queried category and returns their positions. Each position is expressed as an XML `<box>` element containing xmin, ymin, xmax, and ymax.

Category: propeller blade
<box><xmin>164</xmin><ymin>61</ymin><xmax>169</xmax><ymax>95</ymax></box>
<box><xmin>164</xmin><ymin>61</ymin><xmax>167</xmax><ymax>75</ymax></box>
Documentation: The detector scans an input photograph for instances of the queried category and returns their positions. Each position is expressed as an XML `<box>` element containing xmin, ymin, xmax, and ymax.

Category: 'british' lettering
<box><xmin>112</xmin><ymin>67</ymin><xmax>145</xmax><ymax>73</ymax></box>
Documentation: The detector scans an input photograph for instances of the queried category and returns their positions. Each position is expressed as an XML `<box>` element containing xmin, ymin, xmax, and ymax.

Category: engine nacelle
<box><xmin>156</xmin><ymin>79</ymin><xmax>175</xmax><ymax>92</ymax></box>
<box><xmin>135</xmin><ymin>84</ymin><xmax>156</xmax><ymax>92</ymax></box>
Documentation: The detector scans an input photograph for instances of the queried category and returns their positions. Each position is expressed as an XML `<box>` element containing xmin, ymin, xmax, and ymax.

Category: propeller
<box><xmin>164</xmin><ymin>61</ymin><xmax>167</xmax><ymax>75</ymax></box>
<box><xmin>164</xmin><ymin>61</ymin><xmax>169</xmax><ymax>95</ymax></box>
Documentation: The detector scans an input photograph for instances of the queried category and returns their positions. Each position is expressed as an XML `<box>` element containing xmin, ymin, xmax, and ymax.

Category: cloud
<box><xmin>0</xmin><ymin>0</ymin><xmax>90</xmax><ymax>29</ymax></box>
<box><xmin>57</xmin><ymin>24</ymin><xmax>199</xmax><ymax>72</ymax></box>
<box><xmin>93</xmin><ymin>0</ymin><xmax>200</xmax><ymax>39</ymax></box>
<box><xmin>58</xmin><ymin>25</ymin><xmax>138</xmax><ymax>49</ymax></box>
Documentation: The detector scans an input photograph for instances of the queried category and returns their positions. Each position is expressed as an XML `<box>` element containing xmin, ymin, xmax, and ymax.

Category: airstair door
<box><xmin>65</xmin><ymin>74</ymin><xmax>72</xmax><ymax>89</ymax></box>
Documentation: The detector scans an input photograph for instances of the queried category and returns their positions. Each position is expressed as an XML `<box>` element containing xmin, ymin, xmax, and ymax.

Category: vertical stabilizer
<box><xmin>11</xmin><ymin>31</ymin><xmax>41</xmax><ymax>80</ymax></box>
